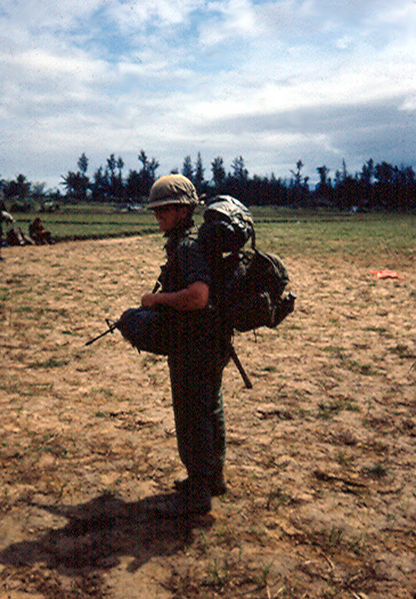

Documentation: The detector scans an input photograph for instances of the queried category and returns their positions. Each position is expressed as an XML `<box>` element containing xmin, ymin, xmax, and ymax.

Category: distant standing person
<box><xmin>29</xmin><ymin>217</ymin><xmax>53</xmax><ymax>245</ymax></box>
<box><xmin>0</xmin><ymin>201</ymin><xmax>14</xmax><ymax>260</ymax></box>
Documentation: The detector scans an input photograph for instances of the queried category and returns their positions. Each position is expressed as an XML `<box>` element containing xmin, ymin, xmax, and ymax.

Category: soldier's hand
<box><xmin>141</xmin><ymin>293</ymin><xmax>158</xmax><ymax>309</ymax></box>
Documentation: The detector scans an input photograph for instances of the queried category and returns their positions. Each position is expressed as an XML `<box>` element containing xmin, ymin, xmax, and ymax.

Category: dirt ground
<box><xmin>0</xmin><ymin>235</ymin><xmax>415</xmax><ymax>599</ymax></box>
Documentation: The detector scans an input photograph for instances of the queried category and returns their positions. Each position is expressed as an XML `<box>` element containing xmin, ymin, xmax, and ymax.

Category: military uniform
<box><xmin>119</xmin><ymin>174</ymin><xmax>231</xmax><ymax>515</ymax></box>
<box><xmin>159</xmin><ymin>217</ymin><xmax>230</xmax><ymax>494</ymax></box>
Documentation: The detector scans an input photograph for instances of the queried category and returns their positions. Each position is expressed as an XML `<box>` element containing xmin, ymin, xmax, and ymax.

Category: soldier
<box><xmin>0</xmin><ymin>201</ymin><xmax>14</xmax><ymax>260</ymax></box>
<box><xmin>29</xmin><ymin>217</ymin><xmax>53</xmax><ymax>244</ymax></box>
<box><xmin>139</xmin><ymin>174</ymin><xmax>230</xmax><ymax>516</ymax></box>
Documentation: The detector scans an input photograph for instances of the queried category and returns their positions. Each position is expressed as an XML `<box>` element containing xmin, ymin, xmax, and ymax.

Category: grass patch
<box><xmin>266</xmin><ymin>487</ymin><xmax>294</xmax><ymax>511</ymax></box>
<box><xmin>255</xmin><ymin>210</ymin><xmax>415</xmax><ymax>259</ymax></box>
<box><xmin>363</xmin><ymin>463</ymin><xmax>388</xmax><ymax>478</ymax></box>
<box><xmin>95</xmin><ymin>411</ymin><xmax>108</xmax><ymax>418</ymax></box>
<box><xmin>347</xmin><ymin>360</ymin><xmax>379</xmax><ymax>376</ymax></box>
<box><xmin>323</xmin><ymin>345</ymin><xmax>345</xmax><ymax>355</ymax></box>
<box><xmin>390</xmin><ymin>344</ymin><xmax>415</xmax><ymax>359</ymax></box>
<box><xmin>261</xmin><ymin>365</ymin><xmax>278</xmax><ymax>373</ymax></box>
<box><xmin>31</xmin><ymin>358</ymin><xmax>70</xmax><ymax>369</ymax></box>
<box><xmin>336</xmin><ymin>450</ymin><xmax>355</xmax><ymax>467</ymax></box>
<box><xmin>364</xmin><ymin>326</ymin><xmax>388</xmax><ymax>334</ymax></box>
<box><xmin>317</xmin><ymin>397</ymin><xmax>359</xmax><ymax>419</ymax></box>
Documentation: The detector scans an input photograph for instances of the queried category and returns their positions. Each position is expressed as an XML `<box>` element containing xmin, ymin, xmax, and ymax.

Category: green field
<box><xmin>13</xmin><ymin>204</ymin><xmax>159</xmax><ymax>240</ymax></box>
<box><xmin>11</xmin><ymin>204</ymin><xmax>415</xmax><ymax>263</ymax></box>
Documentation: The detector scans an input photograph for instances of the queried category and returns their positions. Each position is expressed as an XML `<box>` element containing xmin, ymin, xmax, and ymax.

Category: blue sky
<box><xmin>1</xmin><ymin>0</ymin><xmax>415</xmax><ymax>190</ymax></box>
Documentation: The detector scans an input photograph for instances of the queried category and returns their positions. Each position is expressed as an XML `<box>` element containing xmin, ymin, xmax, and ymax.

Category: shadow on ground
<box><xmin>0</xmin><ymin>492</ymin><xmax>214</xmax><ymax>575</ymax></box>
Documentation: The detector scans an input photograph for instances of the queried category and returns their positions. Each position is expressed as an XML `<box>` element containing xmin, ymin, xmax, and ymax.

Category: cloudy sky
<box><xmin>1</xmin><ymin>0</ymin><xmax>415</xmax><ymax>190</ymax></box>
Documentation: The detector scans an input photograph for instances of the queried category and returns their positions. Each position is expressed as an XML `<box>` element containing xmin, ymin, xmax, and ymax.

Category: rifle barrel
<box><xmin>85</xmin><ymin>322</ymin><xmax>119</xmax><ymax>346</ymax></box>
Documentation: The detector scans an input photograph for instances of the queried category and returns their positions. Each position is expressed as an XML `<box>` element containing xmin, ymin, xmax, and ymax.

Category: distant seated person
<box><xmin>29</xmin><ymin>217</ymin><xmax>53</xmax><ymax>245</ymax></box>
<box><xmin>7</xmin><ymin>226</ymin><xmax>35</xmax><ymax>246</ymax></box>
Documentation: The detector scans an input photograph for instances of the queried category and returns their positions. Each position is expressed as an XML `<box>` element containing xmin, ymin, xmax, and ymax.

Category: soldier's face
<box><xmin>153</xmin><ymin>205</ymin><xmax>187</xmax><ymax>232</ymax></box>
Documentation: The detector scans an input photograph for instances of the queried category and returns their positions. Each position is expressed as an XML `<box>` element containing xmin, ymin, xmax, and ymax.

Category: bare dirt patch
<box><xmin>0</xmin><ymin>236</ymin><xmax>415</xmax><ymax>598</ymax></box>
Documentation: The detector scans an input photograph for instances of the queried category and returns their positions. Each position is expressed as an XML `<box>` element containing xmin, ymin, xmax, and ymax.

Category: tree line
<box><xmin>1</xmin><ymin>152</ymin><xmax>415</xmax><ymax>212</ymax></box>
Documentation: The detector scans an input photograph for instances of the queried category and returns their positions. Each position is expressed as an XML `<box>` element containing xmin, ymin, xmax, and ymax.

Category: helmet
<box><xmin>148</xmin><ymin>174</ymin><xmax>199</xmax><ymax>209</ymax></box>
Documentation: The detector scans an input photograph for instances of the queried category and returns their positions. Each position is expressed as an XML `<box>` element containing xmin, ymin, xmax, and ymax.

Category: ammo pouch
<box><xmin>117</xmin><ymin>307</ymin><xmax>172</xmax><ymax>355</ymax></box>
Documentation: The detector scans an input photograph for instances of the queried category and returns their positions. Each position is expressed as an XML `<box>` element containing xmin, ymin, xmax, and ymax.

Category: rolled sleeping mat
<box><xmin>117</xmin><ymin>308</ymin><xmax>172</xmax><ymax>355</ymax></box>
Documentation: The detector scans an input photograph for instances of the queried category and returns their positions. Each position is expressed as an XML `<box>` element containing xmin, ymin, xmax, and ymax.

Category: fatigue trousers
<box><xmin>168</xmin><ymin>324</ymin><xmax>228</xmax><ymax>484</ymax></box>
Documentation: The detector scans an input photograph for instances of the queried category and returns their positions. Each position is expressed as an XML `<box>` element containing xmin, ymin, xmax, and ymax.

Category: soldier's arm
<box><xmin>141</xmin><ymin>281</ymin><xmax>209</xmax><ymax>311</ymax></box>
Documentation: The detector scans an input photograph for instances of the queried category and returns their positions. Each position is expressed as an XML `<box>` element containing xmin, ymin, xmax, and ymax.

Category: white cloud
<box><xmin>103</xmin><ymin>0</ymin><xmax>201</xmax><ymax>35</ymax></box>
<box><xmin>199</xmin><ymin>0</ymin><xmax>258</xmax><ymax>45</ymax></box>
<box><xmin>1</xmin><ymin>0</ymin><xmax>101</xmax><ymax>36</ymax></box>
<box><xmin>400</xmin><ymin>97</ymin><xmax>416</xmax><ymax>111</ymax></box>
<box><xmin>0</xmin><ymin>0</ymin><xmax>415</xmax><ymax>188</ymax></box>
<box><xmin>2</xmin><ymin>48</ymin><xmax>109</xmax><ymax>82</ymax></box>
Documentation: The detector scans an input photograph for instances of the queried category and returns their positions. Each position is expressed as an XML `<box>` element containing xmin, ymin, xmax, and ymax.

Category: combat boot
<box><xmin>154</xmin><ymin>477</ymin><xmax>212</xmax><ymax>517</ymax></box>
<box><xmin>174</xmin><ymin>472</ymin><xmax>227</xmax><ymax>497</ymax></box>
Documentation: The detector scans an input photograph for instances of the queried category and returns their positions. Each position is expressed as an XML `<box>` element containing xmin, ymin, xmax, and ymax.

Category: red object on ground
<box><xmin>370</xmin><ymin>269</ymin><xmax>403</xmax><ymax>280</ymax></box>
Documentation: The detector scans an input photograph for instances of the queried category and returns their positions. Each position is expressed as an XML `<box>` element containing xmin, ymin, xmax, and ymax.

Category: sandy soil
<box><xmin>0</xmin><ymin>235</ymin><xmax>415</xmax><ymax>599</ymax></box>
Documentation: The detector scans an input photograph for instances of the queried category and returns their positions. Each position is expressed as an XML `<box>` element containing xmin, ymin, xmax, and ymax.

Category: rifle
<box><xmin>85</xmin><ymin>319</ymin><xmax>120</xmax><ymax>346</ymax></box>
<box><xmin>228</xmin><ymin>343</ymin><xmax>253</xmax><ymax>389</ymax></box>
<box><xmin>86</xmin><ymin>317</ymin><xmax>253</xmax><ymax>389</ymax></box>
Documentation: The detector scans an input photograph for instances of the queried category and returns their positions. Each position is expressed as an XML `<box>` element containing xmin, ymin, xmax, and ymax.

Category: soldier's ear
<box><xmin>177</xmin><ymin>205</ymin><xmax>192</xmax><ymax>219</ymax></box>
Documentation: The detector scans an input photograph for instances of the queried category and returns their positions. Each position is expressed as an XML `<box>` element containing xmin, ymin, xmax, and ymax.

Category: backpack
<box><xmin>198</xmin><ymin>195</ymin><xmax>295</xmax><ymax>333</ymax></box>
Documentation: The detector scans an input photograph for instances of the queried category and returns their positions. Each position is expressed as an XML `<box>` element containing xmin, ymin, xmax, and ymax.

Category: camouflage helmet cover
<box><xmin>148</xmin><ymin>174</ymin><xmax>199</xmax><ymax>209</ymax></box>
